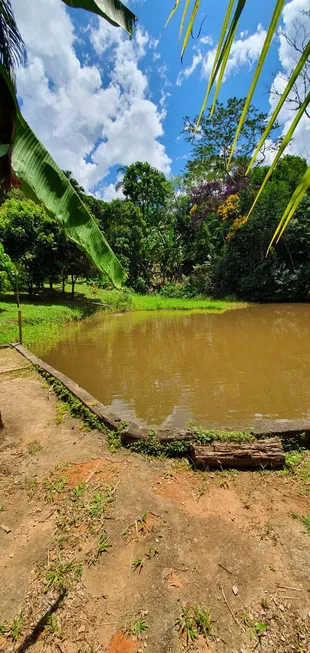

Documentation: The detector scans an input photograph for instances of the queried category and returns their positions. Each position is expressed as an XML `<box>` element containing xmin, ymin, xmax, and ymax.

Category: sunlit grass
<box><xmin>0</xmin><ymin>282</ymin><xmax>246</xmax><ymax>348</ymax></box>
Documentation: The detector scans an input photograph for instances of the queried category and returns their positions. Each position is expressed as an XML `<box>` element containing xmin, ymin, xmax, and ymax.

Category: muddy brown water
<box><xmin>40</xmin><ymin>304</ymin><xmax>310</xmax><ymax>430</ymax></box>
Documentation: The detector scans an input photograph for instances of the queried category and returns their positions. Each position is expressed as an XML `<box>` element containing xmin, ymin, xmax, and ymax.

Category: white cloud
<box><xmin>202</xmin><ymin>24</ymin><xmax>267</xmax><ymax>79</ymax></box>
<box><xmin>176</xmin><ymin>24</ymin><xmax>267</xmax><ymax>86</ymax></box>
<box><xmin>177</xmin><ymin>51</ymin><xmax>203</xmax><ymax>86</ymax></box>
<box><xmin>11</xmin><ymin>0</ymin><xmax>171</xmax><ymax>195</ymax></box>
<box><xmin>268</xmin><ymin>0</ymin><xmax>310</xmax><ymax>162</ymax></box>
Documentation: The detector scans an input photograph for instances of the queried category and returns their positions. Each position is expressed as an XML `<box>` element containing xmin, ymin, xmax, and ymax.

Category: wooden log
<box><xmin>190</xmin><ymin>437</ymin><xmax>285</xmax><ymax>470</ymax></box>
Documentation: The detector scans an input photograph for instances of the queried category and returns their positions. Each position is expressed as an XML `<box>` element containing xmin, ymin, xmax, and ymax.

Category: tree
<box><xmin>87</xmin><ymin>197</ymin><xmax>147</xmax><ymax>290</ymax></box>
<box><xmin>0</xmin><ymin>241</ymin><xmax>13</xmax><ymax>293</ymax></box>
<box><xmin>184</xmin><ymin>98</ymin><xmax>278</xmax><ymax>184</ymax></box>
<box><xmin>271</xmin><ymin>6</ymin><xmax>310</xmax><ymax>121</ymax></box>
<box><xmin>166</xmin><ymin>0</ymin><xmax>310</xmax><ymax>243</ymax></box>
<box><xmin>0</xmin><ymin>0</ymin><xmax>136</xmax><ymax>287</ymax></box>
<box><xmin>120</xmin><ymin>161</ymin><xmax>172</xmax><ymax>225</ymax></box>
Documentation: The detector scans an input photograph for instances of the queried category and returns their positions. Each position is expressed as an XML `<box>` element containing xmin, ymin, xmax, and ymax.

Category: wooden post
<box><xmin>18</xmin><ymin>310</ymin><xmax>22</xmax><ymax>345</ymax></box>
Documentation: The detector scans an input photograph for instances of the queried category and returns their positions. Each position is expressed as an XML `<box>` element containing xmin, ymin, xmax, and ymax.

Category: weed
<box><xmin>0</xmin><ymin>625</ymin><xmax>9</xmax><ymax>635</ymax></box>
<box><xmin>131</xmin><ymin>616</ymin><xmax>148</xmax><ymax>638</ymax></box>
<box><xmin>261</xmin><ymin>598</ymin><xmax>269</xmax><ymax>610</ymax></box>
<box><xmin>291</xmin><ymin>513</ymin><xmax>310</xmax><ymax>535</ymax></box>
<box><xmin>284</xmin><ymin>450</ymin><xmax>310</xmax><ymax>496</ymax></box>
<box><xmin>58</xmin><ymin>536</ymin><xmax>66</xmax><ymax>550</ymax></box>
<box><xmin>0</xmin><ymin>504</ymin><xmax>5</xmax><ymax>512</ymax></box>
<box><xmin>88</xmin><ymin>489</ymin><xmax>115</xmax><ymax>518</ymax></box>
<box><xmin>188</xmin><ymin>422</ymin><xmax>254</xmax><ymax>445</ymax></box>
<box><xmin>88</xmin><ymin>530</ymin><xmax>111</xmax><ymax>565</ymax></box>
<box><xmin>71</xmin><ymin>483</ymin><xmax>87</xmax><ymax>500</ymax></box>
<box><xmin>27</xmin><ymin>440</ymin><xmax>42</xmax><ymax>455</ymax></box>
<box><xmin>175</xmin><ymin>604</ymin><xmax>212</xmax><ymax>647</ymax></box>
<box><xmin>107</xmin><ymin>430</ymin><xmax>122</xmax><ymax>452</ymax></box>
<box><xmin>196</xmin><ymin>484</ymin><xmax>206</xmax><ymax>500</ymax></box>
<box><xmin>132</xmin><ymin>558</ymin><xmax>144</xmax><ymax>573</ymax></box>
<box><xmin>45</xmin><ymin>557</ymin><xmax>83</xmax><ymax>592</ymax></box>
<box><xmin>44</xmin><ymin>476</ymin><xmax>68</xmax><ymax>502</ymax></box>
<box><xmin>243</xmin><ymin>610</ymin><xmax>268</xmax><ymax>641</ymax></box>
<box><xmin>10</xmin><ymin>611</ymin><xmax>24</xmax><ymax>641</ymax></box>
<box><xmin>44</xmin><ymin>614</ymin><xmax>59</xmax><ymax>635</ymax></box>
<box><xmin>24</xmin><ymin>476</ymin><xmax>38</xmax><ymax>495</ymax></box>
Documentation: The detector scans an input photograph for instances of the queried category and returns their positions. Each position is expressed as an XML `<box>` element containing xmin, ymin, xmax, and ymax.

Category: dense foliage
<box><xmin>0</xmin><ymin>97</ymin><xmax>309</xmax><ymax>303</ymax></box>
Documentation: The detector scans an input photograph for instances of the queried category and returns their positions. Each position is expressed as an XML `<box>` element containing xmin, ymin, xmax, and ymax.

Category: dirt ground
<box><xmin>0</xmin><ymin>348</ymin><xmax>309</xmax><ymax>653</ymax></box>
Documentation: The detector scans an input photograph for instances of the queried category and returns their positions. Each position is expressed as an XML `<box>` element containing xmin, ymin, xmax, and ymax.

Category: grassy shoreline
<box><xmin>0</xmin><ymin>283</ymin><xmax>247</xmax><ymax>348</ymax></box>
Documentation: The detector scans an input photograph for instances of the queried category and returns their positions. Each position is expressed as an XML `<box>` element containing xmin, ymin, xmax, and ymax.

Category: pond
<box><xmin>40</xmin><ymin>304</ymin><xmax>310</xmax><ymax>430</ymax></box>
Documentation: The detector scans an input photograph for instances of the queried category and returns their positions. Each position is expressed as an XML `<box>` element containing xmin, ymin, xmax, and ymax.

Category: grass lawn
<box><xmin>0</xmin><ymin>283</ymin><xmax>247</xmax><ymax>348</ymax></box>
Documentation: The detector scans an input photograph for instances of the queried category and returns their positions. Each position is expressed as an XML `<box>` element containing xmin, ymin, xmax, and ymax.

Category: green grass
<box><xmin>0</xmin><ymin>297</ymin><xmax>92</xmax><ymax>348</ymax></box>
<box><xmin>0</xmin><ymin>282</ymin><xmax>245</xmax><ymax>349</ymax></box>
<box><xmin>0</xmin><ymin>283</ymin><xmax>246</xmax><ymax>350</ymax></box>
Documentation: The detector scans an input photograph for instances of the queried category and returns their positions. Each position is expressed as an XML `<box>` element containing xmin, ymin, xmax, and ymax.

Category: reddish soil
<box><xmin>0</xmin><ymin>349</ymin><xmax>309</xmax><ymax>653</ymax></box>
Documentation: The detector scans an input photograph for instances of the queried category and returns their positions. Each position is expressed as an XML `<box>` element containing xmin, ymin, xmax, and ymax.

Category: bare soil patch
<box><xmin>0</xmin><ymin>350</ymin><xmax>309</xmax><ymax>653</ymax></box>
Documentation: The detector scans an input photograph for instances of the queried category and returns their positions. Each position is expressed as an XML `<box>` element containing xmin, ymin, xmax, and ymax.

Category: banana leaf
<box><xmin>0</xmin><ymin>65</ymin><xmax>125</xmax><ymax>288</ymax></box>
<box><xmin>228</xmin><ymin>0</ymin><xmax>285</xmax><ymax>166</ymax></box>
<box><xmin>61</xmin><ymin>0</ymin><xmax>136</xmax><ymax>36</ymax></box>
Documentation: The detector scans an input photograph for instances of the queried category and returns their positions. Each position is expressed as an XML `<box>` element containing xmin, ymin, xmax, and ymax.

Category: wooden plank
<box><xmin>190</xmin><ymin>437</ymin><xmax>285</xmax><ymax>470</ymax></box>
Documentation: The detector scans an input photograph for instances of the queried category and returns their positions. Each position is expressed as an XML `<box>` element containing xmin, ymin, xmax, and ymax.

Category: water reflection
<box><xmin>40</xmin><ymin>305</ymin><xmax>310</xmax><ymax>429</ymax></box>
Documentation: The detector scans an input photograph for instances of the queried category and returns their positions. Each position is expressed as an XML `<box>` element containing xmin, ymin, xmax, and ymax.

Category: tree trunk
<box><xmin>49</xmin><ymin>279</ymin><xmax>53</xmax><ymax>290</ymax></box>
<box><xmin>190</xmin><ymin>437</ymin><xmax>285</xmax><ymax>470</ymax></box>
<box><xmin>62</xmin><ymin>272</ymin><xmax>66</xmax><ymax>294</ymax></box>
<box><xmin>71</xmin><ymin>275</ymin><xmax>75</xmax><ymax>300</ymax></box>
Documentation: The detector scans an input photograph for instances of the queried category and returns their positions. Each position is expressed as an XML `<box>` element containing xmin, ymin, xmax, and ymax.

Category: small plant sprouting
<box><xmin>291</xmin><ymin>512</ymin><xmax>310</xmax><ymax>535</ymax></box>
<box><xmin>243</xmin><ymin>610</ymin><xmax>268</xmax><ymax>641</ymax></box>
<box><xmin>131</xmin><ymin>615</ymin><xmax>148</xmax><ymax>638</ymax></box>
<box><xmin>45</xmin><ymin>558</ymin><xmax>83</xmax><ymax>592</ymax></box>
<box><xmin>0</xmin><ymin>504</ymin><xmax>5</xmax><ymax>512</ymax></box>
<box><xmin>132</xmin><ymin>558</ymin><xmax>144</xmax><ymax>573</ymax></box>
<box><xmin>27</xmin><ymin>440</ymin><xmax>42</xmax><ymax>455</ymax></box>
<box><xmin>44</xmin><ymin>476</ymin><xmax>68</xmax><ymax>502</ymax></box>
<box><xmin>88</xmin><ymin>488</ymin><xmax>115</xmax><ymax>518</ymax></box>
<box><xmin>44</xmin><ymin>614</ymin><xmax>59</xmax><ymax>635</ymax></box>
<box><xmin>0</xmin><ymin>612</ymin><xmax>25</xmax><ymax>642</ymax></box>
<box><xmin>89</xmin><ymin>531</ymin><xmax>111</xmax><ymax>565</ymax></box>
<box><xmin>175</xmin><ymin>604</ymin><xmax>212</xmax><ymax>647</ymax></box>
<box><xmin>72</xmin><ymin>482</ymin><xmax>87</xmax><ymax>499</ymax></box>
<box><xmin>10</xmin><ymin>611</ymin><xmax>24</xmax><ymax>641</ymax></box>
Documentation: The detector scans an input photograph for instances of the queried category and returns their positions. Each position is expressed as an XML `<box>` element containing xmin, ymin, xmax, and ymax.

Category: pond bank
<box><xmin>0</xmin><ymin>283</ymin><xmax>246</xmax><ymax>349</ymax></box>
<box><xmin>0</xmin><ymin>347</ymin><xmax>309</xmax><ymax>652</ymax></box>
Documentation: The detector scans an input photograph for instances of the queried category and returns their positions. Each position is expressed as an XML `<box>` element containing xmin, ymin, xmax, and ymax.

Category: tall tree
<box><xmin>120</xmin><ymin>161</ymin><xmax>172</xmax><ymax>225</ymax></box>
<box><xmin>184</xmin><ymin>98</ymin><xmax>278</xmax><ymax>184</ymax></box>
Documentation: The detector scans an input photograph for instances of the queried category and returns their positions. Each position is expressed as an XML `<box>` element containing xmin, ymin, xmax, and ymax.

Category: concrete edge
<box><xmin>11</xmin><ymin>344</ymin><xmax>310</xmax><ymax>450</ymax></box>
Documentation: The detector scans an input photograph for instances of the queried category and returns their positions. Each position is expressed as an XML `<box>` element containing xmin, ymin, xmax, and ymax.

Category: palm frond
<box><xmin>228</xmin><ymin>0</ymin><xmax>285</xmax><ymax>166</ymax></box>
<box><xmin>248</xmin><ymin>91</ymin><xmax>310</xmax><ymax>219</ymax></box>
<box><xmin>246</xmin><ymin>40</ymin><xmax>310</xmax><ymax>174</ymax></box>
<box><xmin>0</xmin><ymin>0</ymin><xmax>26</xmax><ymax>74</ymax></box>
<box><xmin>267</xmin><ymin>166</ymin><xmax>310</xmax><ymax>253</ymax></box>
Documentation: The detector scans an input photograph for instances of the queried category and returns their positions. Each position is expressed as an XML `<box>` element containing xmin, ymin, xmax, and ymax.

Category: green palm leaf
<box><xmin>180</xmin><ymin>0</ymin><xmax>200</xmax><ymax>60</ymax></box>
<box><xmin>248</xmin><ymin>90</ymin><xmax>310</xmax><ymax>219</ymax></box>
<box><xmin>0</xmin><ymin>65</ymin><xmax>125</xmax><ymax>288</ymax></box>
<box><xmin>268</xmin><ymin>166</ymin><xmax>310</xmax><ymax>253</ymax></box>
<box><xmin>61</xmin><ymin>0</ymin><xmax>136</xmax><ymax>36</ymax></box>
<box><xmin>209</xmin><ymin>0</ymin><xmax>247</xmax><ymax>117</ymax></box>
<box><xmin>246</xmin><ymin>40</ymin><xmax>310</xmax><ymax>174</ymax></box>
<box><xmin>228</xmin><ymin>0</ymin><xmax>285</xmax><ymax>166</ymax></box>
<box><xmin>179</xmin><ymin>0</ymin><xmax>191</xmax><ymax>40</ymax></box>
<box><xmin>196</xmin><ymin>0</ymin><xmax>234</xmax><ymax>129</ymax></box>
<box><xmin>164</xmin><ymin>0</ymin><xmax>182</xmax><ymax>29</ymax></box>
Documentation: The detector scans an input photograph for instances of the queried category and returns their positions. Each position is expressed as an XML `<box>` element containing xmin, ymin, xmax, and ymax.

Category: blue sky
<box><xmin>11</xmin><ymin>0</ymin><xmax>310</xmax><ymax>199</ymax></box>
